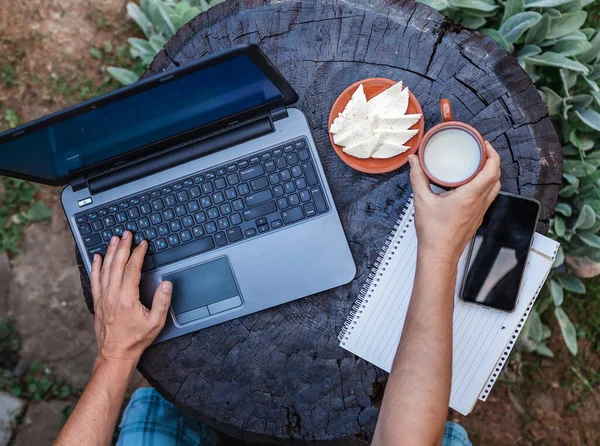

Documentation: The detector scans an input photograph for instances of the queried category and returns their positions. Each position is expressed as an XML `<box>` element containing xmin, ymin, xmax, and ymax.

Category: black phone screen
<box><xmin>461</xmin><ymin>193</ymin><xmax>540</xmax><ymax>312</ymax></box>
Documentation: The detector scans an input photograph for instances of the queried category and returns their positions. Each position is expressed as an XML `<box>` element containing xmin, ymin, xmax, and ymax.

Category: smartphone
<box><xmin>459</xmin><ymin>192</ymin><xmax>540</xmax><ymax>312</ymax></box>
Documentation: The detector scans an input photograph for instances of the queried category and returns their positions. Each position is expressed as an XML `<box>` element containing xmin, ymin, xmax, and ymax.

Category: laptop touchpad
<box><xmin>164</xmin><ymin>257</ymin><xmax>242</xmax><ymax>326</ymax></box>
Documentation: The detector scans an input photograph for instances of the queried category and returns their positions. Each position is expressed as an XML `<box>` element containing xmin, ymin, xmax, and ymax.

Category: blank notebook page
<box><xmin>339</xmin><ymin>199</ymin><xmax>559</xmax><ymax>415</ymax></box>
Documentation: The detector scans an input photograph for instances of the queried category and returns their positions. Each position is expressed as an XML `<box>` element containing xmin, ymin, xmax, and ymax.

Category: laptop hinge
<box><xmin>270</xmin><ymin>106</ymin><xmax>288</xmax><ymax>121</ymax></box>
<box><xmin>71</xmin><ymin>176</ymin><xmax>88</xmax><ymax>192</ymax></box>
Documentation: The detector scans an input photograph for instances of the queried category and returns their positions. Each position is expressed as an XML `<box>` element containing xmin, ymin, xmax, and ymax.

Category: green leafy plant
<box><xmin>0</xmin><ymin>178</ymin><xmax>52</xmax><ymax>254</ymax></box>
<box><xmin>418</xmin><ymin>0</ymin><xmax>600</xmax><ymax>357</ymax></box>
<box><xmin>108</xmin><ymin>0</ymin><xmax>224</xmax><ymax>85</ymax></box>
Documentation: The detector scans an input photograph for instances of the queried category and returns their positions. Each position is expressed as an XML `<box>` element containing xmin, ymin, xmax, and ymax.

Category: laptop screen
<box><xmin>0</xmin><ymin>51</ymin><xmax>287</xmax><ymax>184</ymax></box>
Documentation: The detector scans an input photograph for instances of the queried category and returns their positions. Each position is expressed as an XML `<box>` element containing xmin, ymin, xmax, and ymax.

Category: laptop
<box><xmin>0</xmin><ymin>45</ymin><xmax>356</xmax><ymax>343</ymax></box>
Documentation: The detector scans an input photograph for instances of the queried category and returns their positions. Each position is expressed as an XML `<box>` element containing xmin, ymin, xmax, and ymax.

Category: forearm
<box><xmin>54</xmin><ymin>355</ymin><xmax>136</xmax><ymax>446</ymax></box>
<box><xmin>373</xmin><ymin>248</ymin><xmax>458</xmax><ymax>446</ymax></box>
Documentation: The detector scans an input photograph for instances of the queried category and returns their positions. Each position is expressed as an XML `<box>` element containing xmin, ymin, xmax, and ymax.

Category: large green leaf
<box><xmin>576</xmin><ymin>31</ymin><xmax>600</xmax><ymax>64</ymax></box>
<box><xmin>575</xmin><ymin>109</ymin><xmax>600</xmax><ymax>131</ymax></box>
<box><xmin>525</xmin><ymin>0</ymin><xmax>574</xmax><ymax>6</ymax></box>
<box><xmin>525</xmin><ymin>12</ymin><xmax>551</xmax><ymax>45</ymax></box>
<box><xmin>554</xmin><ymin>246</ymin><xmax>565</xmax><ymax>267</ymax></box>
<box><xmin>560</xmin><ymin>68</ymin><xmax>577</xmax><ymax>95</ymax></box>
<box><xmin>592</xmin><ymin>91</ymin><xmax>600</xmax><ymax>108</ymax></box>
<box><xmin>524</xmin><ymin>52</ymin><xmax>589</xmax><ymax>73</ymax></box>
<box><xmin>500</xmin><ymin>12</ymin><xmax>542</xmax><ymax>43</ymax></box>
<box><xmin>107</xmin><ymin>67</ymin><xmax>139</xmax><ymax>86</ymax></box>
<box><xmin>566</xmin><ymin>94</ymin><xmax>593</xmax><ymax>109</ymax></box>
<box><xmin>540</xmin><ymin>86</ymin><xmax>563</xmax><ymax>115</ymax></box>
<box><xmin>557</xmin><ymin>273</ymin><xmax>586</xmax><ymax>294</ymax></box>
<box><xmin>547</xmin><ymin>11</ymin><xmax>588</xmax><ymax>40</ymax></box>
<box><xmin>555</xmin><ymin>202</ymin><xmax>572</xmax><ymax>216</ymax></box>
<box><xmin>482</xmin><ymin>28</ymin><xmax>514</xmax><ymax>52</ymax></box>
<box><xmin>551</xmin><ymin>39</ymin><xmax>592</xmax><ymax>57</ymax></box>
<box><xmin>573</xmin><ymin>204</ymin><xmax>596</xmax><ymax>230</ymax></box>
<box><xmin>502</xmin><ymin>0</ymin><xmax>524</xmax><ymax>24</ymax></box>
<box><xmin>577</xmin><ymin>232</ymin><xmax>600</xmax><ymax>248</ymax></box>
<box><xmin>449</xmin><ymin>0</ymin><xmax>498</xmax><ymax>11</ymax></box>
<box><xmin>554</xmin><ymin>216</ymin><xmax>566</xmax><ymax>236</ymax></box>
<box><xmin>549</xmin><ymin>279</ymin><xmax>564</xmax><ymax>306</ymax></box>
<box><xmin>127</xmin><ymin>2</ymin><xmax>154</xmax><ymax>38</ymax></box>
<box><xmin>554</xmin><ymin>307</ymin><xmax>578</xmax><ymax>355</ymax></box>
<box><xmin>518</xmin><ymin>45</ymin><xmax>542</xmax><ymax>58</ymax></box>
<box><xmin>528</xmin><ymin>311</ymin><xmax>543</xmax><ymax>342</ymax></box>
<box><xmin>22</xmin><ymin>202</ymin><xmax>52</xmax><ymax>222</ymax></box>
<box><xmin>563</xmin><ymin>159</ymin><xmax>596</xmax><ymax>177</ymax></box>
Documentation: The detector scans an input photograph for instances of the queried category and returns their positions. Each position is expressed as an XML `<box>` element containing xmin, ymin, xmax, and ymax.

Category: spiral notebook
<box><xmin>338</xmin><ymin>198</ymin><xmax>559</xmax><ymax>415</ymax></box>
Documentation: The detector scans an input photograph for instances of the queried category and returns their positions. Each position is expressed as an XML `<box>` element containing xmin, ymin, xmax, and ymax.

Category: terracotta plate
<box><xmin>328</xmin><ymin>78</ymin><xmax>424</xmax><ymax>174</ymax></box>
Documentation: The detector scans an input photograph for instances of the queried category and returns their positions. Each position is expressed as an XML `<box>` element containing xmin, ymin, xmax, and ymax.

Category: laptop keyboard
<box><xmin>75</xmin><ymin>137</ymin><xmax>329</xmax><ymax>272</ymax></box>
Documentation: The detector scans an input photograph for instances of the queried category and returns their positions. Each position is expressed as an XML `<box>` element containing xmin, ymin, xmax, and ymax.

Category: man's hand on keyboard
<box><xmin>91</xmin><ymin>230</ymin><xmax>172</xmax><ymax>363</ymax></box>
<box><xmin>408</xmin><ymin>141</ymin><xmax>501</xmax><ymax>264</ymax></box>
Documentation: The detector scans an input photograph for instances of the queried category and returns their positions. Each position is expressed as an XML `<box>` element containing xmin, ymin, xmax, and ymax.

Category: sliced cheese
<box><xmin>371</xmin><ymin>142</ymin><xmax>410</xmax><ymax>159</ymax></box>
<box><xmin>331</xmin><ymin>84</ymin><xmax>368</xmax><ymax>134</ymax></box>
<box><xmin>374</xmin><ymin>128</ymin><xmax>419</xmax><ymax>146</ymax></box>
<box><xmin>333</xmin><ymin>115</ymin><xmax>374</xmax><ymax>147</ymax></box>
<box><xmin>367</xmin><ymin>81</ymin><xmax>404</xmax><ymax>111</ymax></box>
<box><xmin>375</xmin><ymin>114</ymin><xmax>422</xmax><ymax>132</ymax></box>
<box><xmin>343</xmin><ymin>134</ymin><xmax>383</xmax><ymax>159</ymax></box>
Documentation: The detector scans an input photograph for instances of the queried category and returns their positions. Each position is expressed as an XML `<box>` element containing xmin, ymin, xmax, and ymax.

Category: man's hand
<box><xmin>408</xmin><ymin>141</ymin><xmax>501</xmax><ymax>264</ymax></box>
<box><xmin>91</xmin><ymin>230</ymin><xmax>172</xmax><ymax>363</ymax></box>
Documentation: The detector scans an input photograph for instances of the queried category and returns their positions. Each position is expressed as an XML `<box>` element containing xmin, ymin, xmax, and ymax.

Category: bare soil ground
<box><xmin>0</xmin><ymin>1</ymin><xmax>598</xmax><ymax>444</ymax></box>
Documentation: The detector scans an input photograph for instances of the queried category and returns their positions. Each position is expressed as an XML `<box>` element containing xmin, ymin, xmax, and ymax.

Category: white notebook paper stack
<box><xmin>339</xmin><ymin>198</ymin><xmax>559</xmax><ymax>415</ymax></box>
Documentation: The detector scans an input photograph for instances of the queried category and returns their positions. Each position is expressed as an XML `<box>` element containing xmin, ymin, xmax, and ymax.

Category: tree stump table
<box><xmin>78</xmin><ymin>0</ymin><xmax>562</xmax><ymax>443</ymax></box>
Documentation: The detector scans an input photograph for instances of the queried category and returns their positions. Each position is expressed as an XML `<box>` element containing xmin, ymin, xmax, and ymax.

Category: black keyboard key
<box><xmin>230</xmin><ymin>213</ymin><xmax>242</xmax><ymax>225</ymax></box>
<box><xmin>150</xmin><ymin>213</ymin><xmax>162</xmax><ymax>225</ymax></box>
<box><xmin>282</xmin><ymin>207</ymin><xmax>305</xmax><ymax>224</ymax></box>
<box><xmin>127</xmin><ymin>208</ymin><xmax>140</xmax><ymax>219</ymax></box>
<box><xmin>261</xmin><ymin>152</ymin><xmax>272</xmax><ymax>160</ymax></box>
<box><xmin>232</xmin><ymin>199</ymin><xmax>244</xmax><ymax>211</ymax></box>
<box><xmin>187</xmin><ymin>201</ymin><xmax>200</xmax><ymax>213</ymax></box>
<box><xmin>226</xmin><ymin>227</ymin><xmax>243</xmax><ymax>242</ymax></box>
<box><xmin>200</xmin><ymin>197</ymin><xmax>212</xmax><ymax>208</ymax></box>
<box><xmin>138</xmin><ymin>217</ymin><xmax>150</xmax><ymax>229</ymax></box>
<box><xmin>215</xmin><ymin>232</ymin><xmax>228</xmax><ymax>246</ymax></box>
<box><xmin>101</xmin><ymin>230</ymin><xmax>113</xmax><ymax>242</ymax></box>
<box><xmin>119</xmin><ymin>202</ymin><xmax>130</xmax><ymax>210</ymax></box>
<box><xmin>151</xmin><ymin>190</ymin><xmax>161</xmax><ymax>199</ymax></box>
<box><xmin>126</xmin><ymin>221</ymin><xmax>138</xmax><ymax>232</ymax></box>
<box><xmin>169</xmin><ymin>220</ymin><xmax>182</xmax><ymax>232</ymax></box>
<box><xmin>215</xmin><ymin>178</ymin><xmax>227</xmax><ymax>190</ymax></box>
<box><xmin>264</xmin><ymin>160</ymin><xmax>276</xmax><ymax>173</ymax></box>
<box><xmin>225</xmin><ymin>188</ymin><xmax>237</xmax><ymax>200</ymax></box>
<box><xmin>195</xmin><ymin>211</ymin><xmax>207</xmax><ymax>223</ymax></box>
<box><xmin>79</xmin><ymin>224</ymin><xmax>92</xmax><ymax>236</ymax></box>
<box><xmin>226</xmin><ymin>173</ymin><xmax>239</xmax><ymax>185</ymax></box>
<box><xmin>151</xmin><ymin>199</ymin><xmax>164</xmax><ymax>211</ymax></box>
<box><xmin>154</xmin><ymin>236</ymin><xmax>214</xmax><ymax>266</ymax></box>
<box><xmin>140</xmin><ymin>193</ymin><xmax>151</xmax><ymax>202</ymax></box>
<box><xmin>216</xmin><ymin>167</ymin><xmax>227</xmax><ymax>176</ymax></box>
<box><xmin>103</xmin><ymin>215</ymin><xmax>116</xmax><ymax>227</ymax></box>
<box><xmin>284</xmin><ymin>144</ymin><xmax>294</xmax><ymax>153</ymax></box>
<box><xmin>83</xmin><ymin>233</ymin><xmax>102</xmax><ymax>247</ymax></box>
<box><xmin>88</xmin><ymin>212</ymin><xmax>99</xmax><ymax>220</ymax></box>
<box><xmin>130</xmin><ymin>197</ymin><xmax>141</xmax><ymax>206</ymax></box>
<box><xmin>238</xmin><ymin>160</ymin><xmax>249</xmax><ymax>169</ymax></box>
<box><xmin>220</xmin><ymin>203</ymin><xmax>232</xmax><ymax>215</ymax></box>
<box><xmin>280</xmin><ymin>169</ymin><xmax>291</xmax><ymax>181</ymax></box>
<box><xmin>180</xmin><ymin>230</ymin><xmax>192</xmax><ymax>242</ymax></box>
<box><xmin>271</xmin><ymin>219</ymin><xmax>283</xmax><ymax>229</ymax></box>
<box><xmin>277</xmin><ymin>198</ymin><xmax>289</xmax><ymax>210</ymax></box>
<box><xmin>294</xmin><ymin>139</ymin><xmax>307</xmax><ymax>148</ymax></box>
<box><xmin>212</xmin><ymin>192</ymin><xmax>225</xmax><ymax>204</ymax></box>
<box><xmin>163</xmin><ymin>209</ymin><xmax>175</xmax><ymax>221</ymax></box>
<box><xmin>134</xmin><ymin>233</ymin><xmax>144</xmax><ymax>245</ymax></box>
<box><xmin>205</xmin><ymin>222</ymin><xmax>217</xmax><ymax>233</ymax></box>
<box><xmin>276</xmin><ymin>157</ymin><xmax>287</xmax><ymax>169</ymax></box>
<box><xmin>302</xmin><ymin>161</ymin><xmax>319</xmax><ymax>186</ymax></box>
<box><xmin>237</xmin><ymin>183</ymin><xmax>250</xmax><ymax>195</ymax></box>
<box><xmin>192</xmin><ymin>226</ymin><xmax>205</xmax><ymax>238</ymax></box>
<box><xmin>227</xmin><ymin>164</ymin><xmax>237</xmax><ymax>172</ymax></box>
<box><xmin>162</xmin><ymin>186</ymin><xmax>173</xmax><ymax>194</ymax></box>
<box><xmin>158</xmin><ymin>225</ymin><xmax>169</xmax><ymax>236</ymax></box>
<box><xmin>250</xmin><ymin>177</ymin><xmax>269</xmax><ymax>191</ymax></box>
<box><xmin>173</xmin><ymin>183</ymin><xmax>183</xmax><ymax>192</ymax></box>
<box><xmin>207</xmin><ymin>208</ymin><xmax>219</xmax><ymax>220</ymax></box>
<box><xmin>167</xmin><ymin>234</ymin><xmax>180</xmax><ymax>246</ymax></box>
<box><xmin>300</xmin><ymin>190</ymin><xmax>311</xmax><ymax>202</ymax></box>
<box><xmin>140</xmin><ymin>203</ymin><xmax>152</xmax><ymax>215</ymax></box>
<box><xmin>298</xmin><ymin>148</ymin><xmax>310</xmax><ymax>161</ymax></box>
<box><xmin>205</xmin><ymin>172</ymin><xmax>216</xmax><ymax>180</ymax></box>
<box><xmin>256</xmin><ymin>218</ymin><xmax>268</xmax><ymax>226</ymax></box>
<box><xmin>239</xmin><ymin>165</ymin><xmax>264</xmax><ymax>181</ymax></box>
<box><xmin>311</xmin><ymin>186</ymin><xmax>328</xmax><ymax>213</ymax></box>
<box><xmin>304</xmin><ymin>202</ymin><xmax>316</xmax><ymax>217</ymax></box>
<box><xmin>98</xmin><ymin>209</ymin><xmax>108</xmax><ymax>217</ymax></box>
<box><xmin>284</xmin><ymin>182</ymin><xmax>296</xmax><ymax>194</ymax></box>
<box><xmin>273</xmin><ymin>148</ymin><xmax>283</xmax><ymax>157</ymax></box>
<box><xmin>87</xmin><ymin>244</ymin><xmax>107</xmax><ymax>260</ymax></box>
<box><xmin>295</xmin><ymin>178</ymin><xmax>307</xmax><ymax>190</ymax></box>
<box><xmin>286</xmin><ymin>153</ymin><xmax>299</xmax><ymax>165</ymax></box>
<box><xmin>109</xmin><ymin>205</ymin><xmax>119</xmax><ymax>213</ymax></box>
<box><xmin>165</xmin><ymin>195</ymin><xmax>176</xmax><ymax>207</ymax></box>
<box><xmin>249</xmin><ymin>156</ymin><xmax>260</xmax><ymax>165</ymax></box>
<box><xmin>114</xmin><ymin>226</ymin><xmax>124</xmax><ymax>236</ymax></box>
<box><xmin>176</xmin><ymin>191</ymin><xmax>189</xmax><ymax>202</ymax></box>
<box><xmin>269</xmin><ymin>173</ymin><xmax>280</xmax><ymax>185</ymax></box>
<box><xmin>76</xmin><ymin>215</ymin><xmax>88</xmax><ymax>224</ymax></box>
<box><xmin>147</xmin><ymin>243</ymin><xmax>155</xmax><ymax>254</ymax></box>
<box><xmin>242</xmin><ymin>201</ymin><xmax>277</xmax><ymax>221</ymax></box>
<box><xmin>217</xmin><ymin>218</ymin><xmax>229</xmax><ymax>230</ymax></box>
<box><xmin>289</xmin><ymin>194</ymin><xmax>300</xmax><ymax>206</ymax></box>
<box><xmin>183</xmin><ymin>178</ymin><xmax>194</xmax><ymax>187</ymax></box>
<box><xmin>189</xmin><ymin>186</ymin><xmax>201</xmax><ymax>198</ymax></box>
<box><xmin>245</xmin><ymin>228</ymin><xmax>257</xmax><ymax>237</ymax></box>
<box><xmin>245</xmin><ymin>190</ymin><xmax>273</xmax><ymax>207</ymax></box>
<box><xmin>194</xmin><ymin>175</ymin><xmax>204</xmax><ymax>184</ymax></box>
<box><xmin>182</xmin><ymin>216</ymin><xmax>194</xmax><ymax>228</ymax></box>
<box><xmin>201</xmin><ymin>183</ymin><xmax>214</xmax><ymax>194</ymax></box>
<box><xmin>291</xmin><ymin>166</ymin><xmax>303</xmax><ymax>178</ymax></box>
<box><xmin>155</xmin><ymin>238</ymin><xmax>168</xmax><ymax>250</ymax></box>
<box><xmin>175</xmin><ymin>205</ymin><xmax>186</xmax><ymax>217</ymax></box>
<box><xmin>92</xmin><ymin>220</ymin><xmax>104</xmax><ymax>231</ymax></box>
<box><xmin>258</xmin><ymin>224</ymin><xmax>269</xmax><ymax>233</ymax></box>
<box><xmin>273</xmin><ymin>186</ymin><xmax>284</xmax><ymax>197</ymax></box>
<box><xmin>145</xmin><ymin>228</ymin><xmax>157</xmax><ymax>240</ymax></box>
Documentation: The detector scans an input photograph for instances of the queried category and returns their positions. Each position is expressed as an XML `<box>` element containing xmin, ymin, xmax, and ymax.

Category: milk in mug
<box><xmin>423</xmin><ymin>128</ymin><xmax>482</xmax><ymax>184</ymax></box>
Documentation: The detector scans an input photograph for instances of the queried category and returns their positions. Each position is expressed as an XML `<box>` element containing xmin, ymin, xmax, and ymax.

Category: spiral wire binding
<box><xmin>338</xmin><ymin>196</ymin><xmax>415</xmax><ymax>344</ymax></box>
<box><xmin>478</xmin><ymin>241</ymin><xmax>560</xmax><ymax>402</ymax></box>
